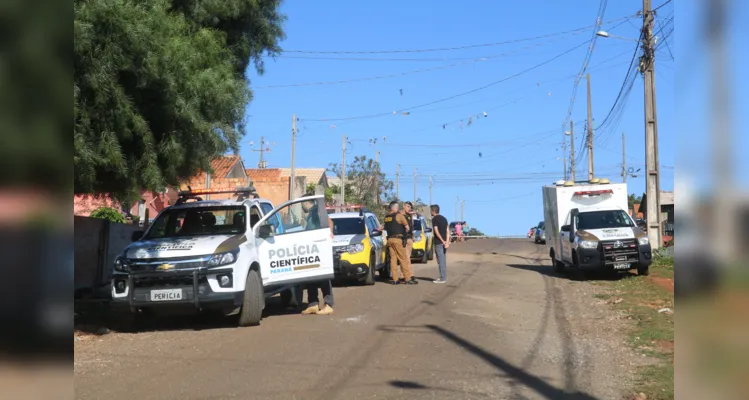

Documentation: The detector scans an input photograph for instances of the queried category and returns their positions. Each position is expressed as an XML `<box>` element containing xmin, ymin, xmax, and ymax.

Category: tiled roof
<box><xmin>279</xmin><ymin>168</ymin><xmax>327</xmax><ymax>185</ymax></box>
<box><xmin>246</xmin><ymin>168</ymin><xmax>283</xmax><ymax>180</ymax></box>
<box><xmin>210</xmin><ymin>155</ymin><xmax>241</xmax><ymax>178</ymax></box>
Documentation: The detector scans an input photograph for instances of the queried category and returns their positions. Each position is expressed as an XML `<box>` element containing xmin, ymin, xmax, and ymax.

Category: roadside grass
<box><xmin>594</xmin><ymin>259</ymin><xmax>675</xmax><ymax>400</ymax></box>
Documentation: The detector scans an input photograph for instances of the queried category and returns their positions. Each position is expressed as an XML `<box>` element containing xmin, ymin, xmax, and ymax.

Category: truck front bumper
<box><xmin>333</xmin><ymin>259</ymin><xmax>371</xmax><ymax>280</ymax></box>
<box><xmin>576</xmin><ymin>244</ymin><xmax>652</xmax><ymax>271</ymax></box>
<box><xmin>410</xmin><ymin>249</ymin><xmax>425</xmax><ymax>260</ymax></box>
<box><xmin>111</xmin><ymin>268</ymin><xmax>242</xmax><ymax>311</ymax></box>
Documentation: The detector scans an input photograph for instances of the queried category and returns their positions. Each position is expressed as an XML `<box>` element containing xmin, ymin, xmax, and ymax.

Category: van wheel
<box><xmin>238</xmin><ymin>269</ymin><xmax>264</xmax><ymax>327</ymax></box>
<box><xmin>364</xmin><ymin>254</ymin><xmax>376</xmax><ymax>285</ymax></box>
<box><xmin>421</xmin><ymin>248</ymin><xmax>428</xmax><ymax>264</ymax></box>
<box><xmin>551</xmin><ymin>250</ymin><xmax>565</xmax><ymax>274</ymax></box>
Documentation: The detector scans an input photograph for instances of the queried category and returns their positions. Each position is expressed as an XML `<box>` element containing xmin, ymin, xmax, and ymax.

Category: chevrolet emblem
<box><xmin>157</xmin><ymin>263</ymin><xmax>175</xmax><ymax>271</ymax></box>
<box><xmin>613</xmin><ymin>240</ymin><xmax>623</xmax><ymax>249</ymax></box>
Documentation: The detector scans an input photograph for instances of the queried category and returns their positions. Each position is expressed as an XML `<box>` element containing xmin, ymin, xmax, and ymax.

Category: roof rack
<box><xmin>176</xmin><ymin>186</ymin><xmax>258</xmax><ymax>205</ymax></box>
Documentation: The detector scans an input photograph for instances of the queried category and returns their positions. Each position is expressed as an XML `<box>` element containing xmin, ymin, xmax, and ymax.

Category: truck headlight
<box><xmin>579</xmin><ymin>240</ymin><xmax>598</xmax><ymax>249</ymax></box>
<box><xmin>346</xmin><ymin>244</ymin><xmax>364</xmax><ymax>254</ymax></box>
<box><xmin>638</xmin><ymin>237</ymin><xmax>650</xmax><ymax>246</ymax></box>
<box><xmin>114</xmin><ymin>256</ymin><xmax>131</xmax><ymax>272</ymax></box>
<box><xmin>207</xmin><ymin>250</ymin><xmax>238</xmax><ymax>267</ymax></box>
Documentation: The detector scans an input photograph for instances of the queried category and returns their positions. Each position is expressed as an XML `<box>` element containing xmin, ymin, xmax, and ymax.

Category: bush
<box><xmin>652</xmin><ymin>247</ymin><xmax>674</xmax><ymax>267</ymax></box>
<box><xmin>89</xmin><ymin>207</ymin><xmax>126</xmax><ymax>224</ymax></box>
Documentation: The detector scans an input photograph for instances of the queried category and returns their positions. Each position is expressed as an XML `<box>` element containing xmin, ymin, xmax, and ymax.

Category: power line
<box><xmin>561</xmin><ymin>0</ymin><xmax>611</xmax><ymax>130</ymax></box>
<box><xmin>300</xmin><ymin>40</ymin><xmax>590</xmax><ymax>122</ymax></box>
<box><xmin>256</xmin><ymin>36</ymin><xmax>575</xmax><ymax>89</ymax></box>
<box><xmin>654</xmin><ymin>0</ymin><xmax>673</xmax><ymax>12</ymax></box>
<box><xmin>283</xmin><ymin>15</ymin><xmax>635</xmax><ymax>55</ymax></box>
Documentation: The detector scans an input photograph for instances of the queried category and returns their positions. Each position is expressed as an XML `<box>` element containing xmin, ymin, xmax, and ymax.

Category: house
<box><xmin>245</xmin><ymin>168</ymin><xmax>292</xmax><ymax>206</ymax></box>
<box><xmin>180</xmin><ymin>155</ymin><xmax>251</xmax><ymax>200</ymax></box>
<box><xmin>280</xmin><ymin>168</ymin><xmax>328</xmax><ymax>195</ymax></box>
<box><xmin>640</xmin><ymin>190</ymin><xmax>675</xmax><ymax>244</ymax></box>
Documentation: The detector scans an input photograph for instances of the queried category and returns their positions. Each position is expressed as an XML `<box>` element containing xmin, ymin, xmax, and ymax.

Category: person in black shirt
<box><xmin>430</xmin><ymin>204</ymin><xmax>450</xmax><ymax>283</ymax></box>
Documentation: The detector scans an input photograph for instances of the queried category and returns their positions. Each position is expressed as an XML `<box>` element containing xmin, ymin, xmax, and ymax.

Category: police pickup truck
<box><xmin>111</xmin><ymin>187</ymin><xmax>334</xmax><ymax>327</ymax></box>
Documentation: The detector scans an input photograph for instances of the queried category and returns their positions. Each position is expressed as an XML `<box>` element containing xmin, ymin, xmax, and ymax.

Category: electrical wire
<box><xmin>256</xmin><ymin>35</ymin><xmax>577</xmax><ymax>89</ymax></box>
<box><xmin>283</xmin><ymin>15</ymin><xmax>635</xmax><ymax>55</ymax></box>
<box><xmin>654</xmin><ymin>0</ymin><xmax>673</xmax><ymax>12</ymax></box>
<box><xmin>560</xmin><ymin>0</ymin><xmax>610</xmax><ymax>130</ymax></box>
<box><xmin>300</xmin><ymin>40</ymin><xmax>590</xmax><ymax>122</ymax></box>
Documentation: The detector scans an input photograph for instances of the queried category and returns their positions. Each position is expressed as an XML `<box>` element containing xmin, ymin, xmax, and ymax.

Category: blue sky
<box><xmin>242</xmin><ymin>0</ymin><xmax>678</xmax><ymax>235</ymax></box>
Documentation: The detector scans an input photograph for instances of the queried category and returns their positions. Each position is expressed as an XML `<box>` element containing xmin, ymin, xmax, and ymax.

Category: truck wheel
<box><xmin>421</xmin><ymin>248</ymin><xmax>428</xmax><ymax>264</ymax></box>
<box><xmin>364</xmin><ymin>254</ymin><xmax>376</xmax><ymax>285</ymax></box>
<box><xmin>427</xmin><ymin>243</ymin><xmax>434</xmax><ymax>260</ymax></box>
<box><xmin>238</xmin><ymin>269</ymin><xmax>264</xmax><ymax>327</ymax></box>
<box><xmin>553</xmin><ymin>259</ymin><xmax>566</xmax><ymax>274</ymax></box>
<box><xmin>637</xmin><ymin>265</ymin><xmax>650</xmax><ymax>276</ymax></box>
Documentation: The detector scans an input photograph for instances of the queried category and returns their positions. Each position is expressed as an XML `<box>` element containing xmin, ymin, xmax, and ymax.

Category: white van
<box><xmin>543</xmin><ymin>181</ymin><xmax>652</xmax><ymax>276</ymax></box>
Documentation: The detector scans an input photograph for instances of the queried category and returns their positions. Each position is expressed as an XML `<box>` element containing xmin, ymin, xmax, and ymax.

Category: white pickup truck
<box><xmin>111</xmin><ymin>187</ymin><xmax>334</xmax><ymax>326</ymax></box>
<box><xmin>543</xmin><ymin>181</ymin><xmax>652</xmax><ymax>276</ymax></box>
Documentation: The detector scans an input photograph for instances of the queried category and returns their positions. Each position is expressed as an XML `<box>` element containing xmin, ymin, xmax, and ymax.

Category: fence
<box><xmin>75</xmin><ymin>216</ymin><xmax>142</xmax><ymax>295</ymax></box>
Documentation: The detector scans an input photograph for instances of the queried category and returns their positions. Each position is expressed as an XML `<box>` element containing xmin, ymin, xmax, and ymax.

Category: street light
<box><xmin>596</xmin><ymin>30</ymin><xmax>639</xmax><ymax>42</ymax></box>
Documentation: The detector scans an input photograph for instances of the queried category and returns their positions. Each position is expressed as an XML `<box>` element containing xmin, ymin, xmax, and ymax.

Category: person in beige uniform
<box><xmin>403</xmin><ymin>201</ymin><xmax>415</xmax><ymax>262</ymax></box>
<box><xmin>383</xmin><ymin>201</ymin><xmax>418</xmax><ymax>285</ymax></box>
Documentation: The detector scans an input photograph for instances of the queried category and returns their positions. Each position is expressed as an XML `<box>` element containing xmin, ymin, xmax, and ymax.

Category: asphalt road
<box><xmin>74</xmin><ymin>239</ymin><xmax>643</xmax><ymax>400</ymax></box>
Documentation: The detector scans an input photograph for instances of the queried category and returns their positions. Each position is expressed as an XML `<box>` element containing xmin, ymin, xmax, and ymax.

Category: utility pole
<box><xmin>290</xmin><ymin>114</ymin><xmax>296</xmax><ymax>200</ymax></box>
<box><xmin>460</xmin><ymin>200</ymin><xmax>465</xmax><ymax>221</ymax></box>
<box><xmin>375</xmin><ymin>151</ymin><xmax>380</xmax><ymax>206</ymax></box>
<box><xmin>249</xmin><ymin>136</ymin><xmax>273</xmax><ymax>169</ymax></box>
<box><xmin>622</xmin><ymin>132</ymin><xmax>627</xmax><ymax>183</ymax></box>
<box><xmin>413</xmin><ymin>168</ymin><xmax>417</xmax><ymax>203</ymax></box>
<box><xmin>341</xmin><ymin>135</ymin><xmax>346</xmax><ymax>205</ymax></box>
<box><xmin>586</xmin><ymin>73</ymin><xmax>595</xmax><ymax>180</ymax></box>
<box><xmin>642</xmin><ymin>0</ymin><xmax>662</xmax><ymax>249</ymax></box>
<box><xmin>429</xmin><ymin>176</ymin><xmax>433</xmax><ymax>206</ymax></box>
<box><xmin>395</xmin><ymin>164</ymin><xmax>400</xmax><ymax>200</ymax></box>
<box><xmin>455</xmin><ymin>196</ymin><xmax>459</xmax><ymax>221</ymax></box>
<box><xmin>570</xmin><ymin>120</ymin><xmax>576</xmax><ymax>181</ymax></box>
<box><xmin>562</xmin><ymin>129</ymin><xmax>568</xmax><ymax>181</ymax></box>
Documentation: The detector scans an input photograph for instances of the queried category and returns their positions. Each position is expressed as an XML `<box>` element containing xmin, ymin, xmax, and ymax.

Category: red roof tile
<box><xmin>210</xmin><ymin>155</ymin><xmax>241</xmax><ymax>179</ymax></box>
<box><xmin>245</xmin><ymin>168</ymin><xmax>283</xmax><ymax>180</ymax></box>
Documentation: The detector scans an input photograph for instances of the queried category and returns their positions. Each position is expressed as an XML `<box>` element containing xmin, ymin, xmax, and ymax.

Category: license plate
<box><xmin>613</xmin><ymin>263</ymin><xmax>630</xmax><ymax>270</ymax></box>
<box><xmin>616</xmin><ymin>256</ymin><xmax>627</xmax><ymax>261</ymax></box>
<box><xmin>150</xmin><ymin>289</ymin><xmax>183</xmax><ymax>301</ymax></box>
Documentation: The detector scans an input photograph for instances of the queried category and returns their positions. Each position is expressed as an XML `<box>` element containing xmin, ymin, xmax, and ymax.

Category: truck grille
<box><xmin>333</xmin><ymin>246</ymin><xmax>346</xmax><ymax>268</ymax></box>
<box><xmin>601</xmin><ymin>239</ymin><xmax>639</xmax><ymax>264</ymax></box>
<box><xmin>133</xmin><ymin>274</ymin><xmax>208</xmax><ymax>288</ymax></box>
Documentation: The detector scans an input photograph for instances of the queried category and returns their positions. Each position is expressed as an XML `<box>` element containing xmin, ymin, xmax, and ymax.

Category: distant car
<box><xmin>534</xmin><ymin>221</ymin><xmax>546</xmax><ymax>244</ymax></box>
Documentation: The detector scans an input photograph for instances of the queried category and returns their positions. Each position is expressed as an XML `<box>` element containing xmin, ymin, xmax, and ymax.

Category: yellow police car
<box><xmin>410</xmin><ymin>213</ymin><xmax>433</xmax><ymax>264</ymax></box>
<box><xmin>328</xmin><ymin>208</ymin><xmax>386</xmax><ymax>285</ymax></box>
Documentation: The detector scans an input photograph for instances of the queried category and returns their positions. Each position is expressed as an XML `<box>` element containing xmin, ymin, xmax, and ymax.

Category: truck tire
<box><xmin>238</xmin><ymin>269</ymin><xmax>264</xmax><ymax>327</ymax></box>
<box><xmin>364</xmin><ymin>254</ymin><xmax>376</xmax><ymax>285</ymax></box>
<box><xmin>637</xmin><ymin>265</ymin><xmax>650</xmax><ymax>276</ymax></box>
<box><xmin>427</xmin><ymin>243</ymin><xmax>434</xmax><ymax>260</ymax></box>
<box><xmin>550</xmin><ymin>250</ymin><xmax>565</xmax><ymax>274</ymax></box>
<box><xmin>280</xmin><ymin>285</ymin><xmax>302</xmax><ymax>308</ymax></box>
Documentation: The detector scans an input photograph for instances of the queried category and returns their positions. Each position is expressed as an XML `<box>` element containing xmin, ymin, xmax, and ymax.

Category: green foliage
<box><xmin>74</xmin><ymin>0</ymin><xmax>285</xmax><ymax>199</ymax></box>
<box><xmin>90</xmin><ymin>207</ymin><xmax>126</xmax><ymax>223</ymax></box>
<box><xmin>328</xmin><ymin>155</ymin><xmax>395</xmax><ymax>220</ymax></box>
<box><xmin>628</xmin><ymin>193</ymin><xmax>643</xmax><ymax>210</ymax></box>
<box><xmin>466</xmin><ymin>227</ymin><xmax>484</xmax><ymax>236</ymax></box>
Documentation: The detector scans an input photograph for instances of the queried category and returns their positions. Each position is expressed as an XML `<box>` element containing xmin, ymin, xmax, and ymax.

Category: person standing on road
<box><xmin>300</xmin><ymin>193</ymin><xmax>335</xmax><ymax>315</ymax></box>
<box><xmin>455</xmin><ymin>221</ymin><xmax>464</xmax><ymax>242</ymax></box>
<box><xmin>402</xmin><ymin>201</ymin><xmax>416</xmax><ymax>278</ymax></box>
<box><xmin>383</xmin><ymin>201</ymin><xmax>417</xmax><ymax>285</ymax></box>
<box><xmin>430</xmin><ymin>204</ymin><xmax>450</xmax><ymax>284</ymax></box>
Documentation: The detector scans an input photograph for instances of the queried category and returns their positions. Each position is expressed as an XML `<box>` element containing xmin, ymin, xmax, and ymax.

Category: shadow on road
<box><xmin>505</xmin><ymin>264</ymin><xmax>635</xmax><ymax>282</ymax></box>
<box><xmin>425</xmin><ymin>324</ymin><xmax>599</xmax><ymax>400</ymax></box>
<box><xmin>74</xmin><ymin>295</ymin><xmax>303</xmax><ymax>334</ymax></box>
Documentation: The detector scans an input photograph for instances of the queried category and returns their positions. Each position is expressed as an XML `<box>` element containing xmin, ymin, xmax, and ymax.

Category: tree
<box><xmin>628</xmin><ymin>193</ymin><xmax>642</xmax><ymax>211</ymax></box>
<box><xmin>328</xmin><ymin>155</ymin><xmax>394</xmax><ymax>219</ymax></box>
<box><xmin>74</xmin><ymin>0</ymin><xmax>285</xmax><ymax>199</ymax></box>
<box><xmin>90</xmin><ymin>207</ymin><xmax>126</xmax><ymax>223</ymax></box>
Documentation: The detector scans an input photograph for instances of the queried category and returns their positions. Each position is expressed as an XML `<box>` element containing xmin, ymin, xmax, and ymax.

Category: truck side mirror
<box><xmin>257</xmin><ymin>223</ymin><xmax>275</xmax><ymax>238</ymax></box>
<box><xmin>131</xmin><ymin>231</ymin><xmax>144</xmax><ymax>242</ymax></box>
<box><xmin>561</xmin><ymin>225</ymin><xmax>571</xmax><ymax>232</ymax></box>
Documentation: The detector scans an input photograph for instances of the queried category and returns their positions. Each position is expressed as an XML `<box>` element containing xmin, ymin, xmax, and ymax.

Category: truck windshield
<box><xmin>332</xmin><ymin>218</ymin><xmax>366</xmax><ymax>235</ymax></box>
<box><xmin>576</xmin><ymin>210</ymin><xmax>634</xmax><ymax>231</ymax></box>
<box><xmin>413</xmin><ymin>219</ymin><xmax>422</xmax><ymax>231</ymax></box>
<box><xmin>145</xmin><ymin>206</ymin><xmax>246</xmax><ymax>239</ymax></box>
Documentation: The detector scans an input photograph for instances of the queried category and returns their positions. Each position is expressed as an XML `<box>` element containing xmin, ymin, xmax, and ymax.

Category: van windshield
<box><xmin>576</xmin><ymin>210</ymin><xmax>634</xmax><ymax>231</ymax></box>
<box><xmin>145</xmin><ymin>206</ymin><xmax>246</xmax><ymax>239</ymax></box>
<box><xmin>332</xmin><ymin>218</ymin><xmax>366</xmax><ymax>235</ymax></box>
